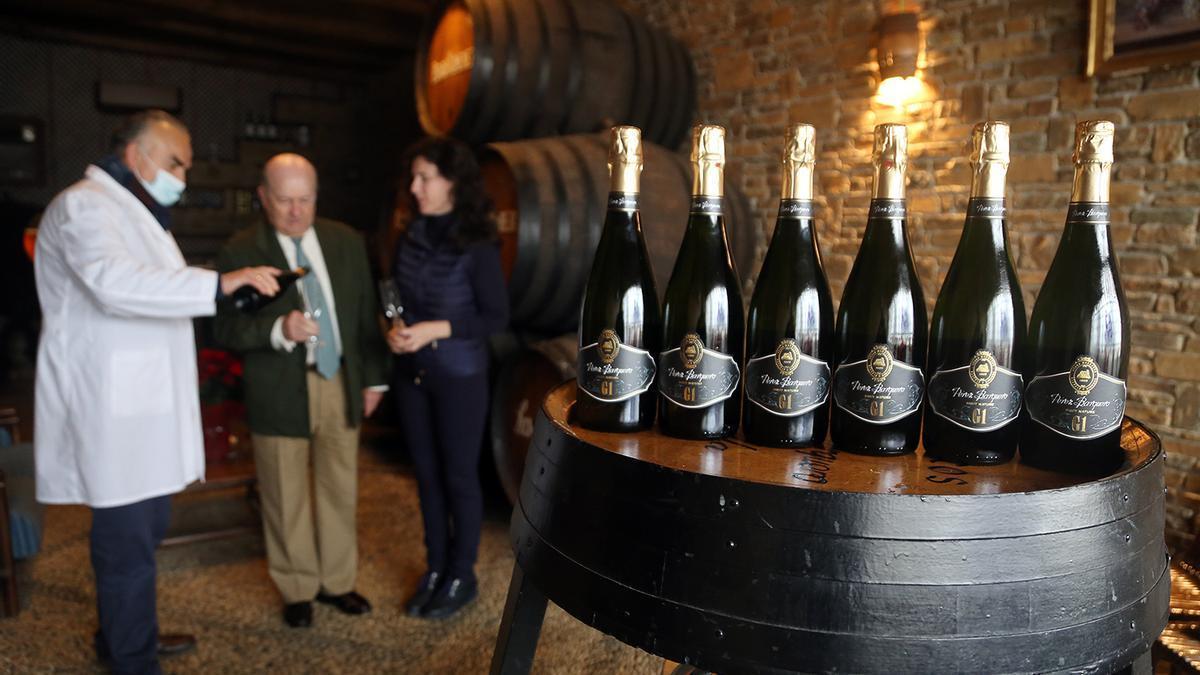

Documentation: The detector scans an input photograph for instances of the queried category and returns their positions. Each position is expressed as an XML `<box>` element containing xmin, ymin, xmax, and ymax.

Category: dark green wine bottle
<box><xmin>924</xmin><ymin>121</ymin><xmax>1026</xmax><ymax>465</ymax></box>
<box><xmin>575</xmin><ymin>126</ymin><xmax>661</xmax><ymax>432</ymax></box>
<box><xmin>230</xmin><ymin>266</ymin><xmax>308</xmax><ymax>313</ymax></box>
<box><xmin>1021</xmin><ymin>120</ymin><xmax>1129</xmax><ymax>475</ymax></box>
<box><xmin>658</xmin><ymin>124</ymin><xmax>744</xmax><ymax>439</ymax></box>
<box><xmin>743</xmin><ymin>124</ymin><xmax>834</xmax><ymax>448</ymax></box>
<box><xmin>831</xmin><ymin>123</ymin><xmax>927</xmax><ymax>455</ymax></box>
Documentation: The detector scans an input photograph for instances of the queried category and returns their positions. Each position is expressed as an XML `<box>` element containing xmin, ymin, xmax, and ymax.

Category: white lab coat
<box><xmin>34</xmin><ymin>165</ymin><xmax>220</xmax><ymax>508</ymax></box>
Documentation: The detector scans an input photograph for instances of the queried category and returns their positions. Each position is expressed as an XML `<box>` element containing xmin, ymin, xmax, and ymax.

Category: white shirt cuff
<box><xmin>366</xmin><ymin>385</ymin><xmax>390</xmax><ymax>392</ymax></box>
<box><xmin>270</xmin><ymin>316</ymin><xmax>298</xmax><ymax>353</ymax></box>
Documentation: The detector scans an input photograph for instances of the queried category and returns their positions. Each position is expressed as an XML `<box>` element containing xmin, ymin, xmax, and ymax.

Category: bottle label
<box><xmin>1026</xmin><ymin>355</ymin><xmax>1126</xmax><ymax>439</ymax></box>
<box><xmin>778</xmin><ymin>199</ymin><xmax>814</xmax><ymax>219</ymax></box>
<box><xmin>833</xmin><ymin>344</ymin><xmax>924</xmax><ymax>424</ymax></box>
<box><xmin>967</xmin><ymin>197</ymin><xmax>1007</xmax><ymax>219</ymax></box>
<box><xmin>744</xmin><ymin>339</ymin><xmax>830</xmax><ymax>417</ymax></box>
<box><xmin>658</xmin><ymin>333</ymin><xmax>740</xmax><ymax>409</ymax></box>
<box><xmin>869</xmin><ymin>199</ymin><xmax>906</xmax><ymax>219</ymax></box>
<box><xmin>577</xmin><ymin>330</ymin><xmax>656</xmax><ymax>402</ymax></box>
<box><xmin>689</xmin><ymin>196</ymin><xmax>725</xmax><ymax>215</ymax></box>
<box><xmin>1066</xmin><ymin>202</ymin><xmax>1110</xmax><ymax>224</ymax></box>
<box><xmin>607</xmin><ymin>191</ymin><xmax>640</xmax><ymax>211</ymax></box>
<box><xmin>927</xmin><ymin>350</ymin><xmax>1023</xmax><ymax>431</ymax></box>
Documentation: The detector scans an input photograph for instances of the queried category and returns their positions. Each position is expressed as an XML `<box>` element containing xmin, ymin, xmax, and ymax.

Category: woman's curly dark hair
<box><xmin>400</xmin><ymin>136</ymin><xmax>496</xmax><ymax>249</ymax></box>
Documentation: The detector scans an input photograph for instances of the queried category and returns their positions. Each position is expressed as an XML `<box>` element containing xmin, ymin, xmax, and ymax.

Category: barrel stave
<box><xmin>513</xmin><ymin>503</ymin><xmax>1168</xmax><ymax>674</ymax></box>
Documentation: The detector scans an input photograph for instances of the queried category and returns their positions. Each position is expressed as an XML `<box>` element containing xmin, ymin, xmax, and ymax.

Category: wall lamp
<box><xmin>874</xmin><ymin>10</ymin><xmax>927</xmax><ymax>108</ymax></box>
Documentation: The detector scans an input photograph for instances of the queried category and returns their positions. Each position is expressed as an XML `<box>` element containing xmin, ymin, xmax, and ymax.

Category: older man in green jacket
<box><xmin>214</xmin><ymin>153</ymin><xmax>389</xmax><ymax>628</ymax></box>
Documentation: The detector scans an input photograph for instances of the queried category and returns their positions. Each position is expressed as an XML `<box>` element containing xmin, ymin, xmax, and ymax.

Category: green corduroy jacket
<box><xmin>213</xmin><ymin>217</ymin><xmax>390</xmax><ymax>437</ymax></box>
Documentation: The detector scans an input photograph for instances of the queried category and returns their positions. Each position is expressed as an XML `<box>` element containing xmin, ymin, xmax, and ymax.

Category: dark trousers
<box><xmin>90</xmin><ymin>494</ymin><xmax>171</xmax><ymax>675</ymax></box>
<box><xmin>395</xmin><ymin>371</ymin><xmax>488</xmax><ymax>580</ymax></box>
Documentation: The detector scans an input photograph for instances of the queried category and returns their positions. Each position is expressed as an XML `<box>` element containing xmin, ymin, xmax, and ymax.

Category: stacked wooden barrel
<box><xmin>416</xmin><ymin>0</ymin><xmax>695</xmax><ymax>148</ymax></box>
<box><xmin>413</xmin><ymin>1</ymin><xmax>764</xmax><ymax>503</ymax></box>
<box><xmin>480</xmin><ymin>133</ymin><xmax>757</xmax><ymax>334</ymax></box>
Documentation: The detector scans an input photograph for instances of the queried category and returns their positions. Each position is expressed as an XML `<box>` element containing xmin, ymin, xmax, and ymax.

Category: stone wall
<box><xmin>621</xmin><ymin>0</ymin><xmax>1200</xmax><ymax>550</ymax></box>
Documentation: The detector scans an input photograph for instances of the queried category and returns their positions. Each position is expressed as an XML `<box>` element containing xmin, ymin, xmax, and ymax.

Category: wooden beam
<box><xmin>1</xmin><ymin>22</ymin><xmax>396</xmax><ymax>82</ymax></box>
<box><xmin>0</xmin><ymin>0</ymin><xmax>430</xmax><ymax>70</ymax></box>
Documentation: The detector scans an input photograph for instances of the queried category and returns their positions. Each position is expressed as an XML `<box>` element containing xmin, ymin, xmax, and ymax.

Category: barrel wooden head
<box><xmin>415</xmin><ymin>0</ymin><xmax>696</xmax><ymax>148</ymax></box>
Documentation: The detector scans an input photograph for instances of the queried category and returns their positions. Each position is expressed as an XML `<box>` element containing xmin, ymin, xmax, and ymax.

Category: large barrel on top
<box><xmin>416</xmin><ymin>0</ymin><xmax>696</xmax><ymax>148</ymax></box>
<box><xmin>507</xmin><ymin>385</ymin><xmax>1169</xmax><ymax>673</ymax></box>
<box><xmin>481</xmin><ymin>133</ymin><xmax>758</xmax><ymax>335</ymax></box>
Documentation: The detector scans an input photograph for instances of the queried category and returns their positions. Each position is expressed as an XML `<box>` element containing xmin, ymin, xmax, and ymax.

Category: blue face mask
<box><xmin>136</xmin><ymin>148</ymin><xmax>186</xmax><ymax>206</ymax></box>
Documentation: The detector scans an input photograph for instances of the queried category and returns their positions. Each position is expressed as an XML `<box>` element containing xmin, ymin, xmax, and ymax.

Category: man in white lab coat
<box><xmin>33</xmin><ymin>109</ymin><xmax>280</xmax><ymax>675</ymax></box>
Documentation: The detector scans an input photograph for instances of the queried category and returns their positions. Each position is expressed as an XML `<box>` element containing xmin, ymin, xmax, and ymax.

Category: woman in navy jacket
<box><xmin>387</xmin><ymin>137</ymin><xmax>509</xmax><ymax>619</ymax></box>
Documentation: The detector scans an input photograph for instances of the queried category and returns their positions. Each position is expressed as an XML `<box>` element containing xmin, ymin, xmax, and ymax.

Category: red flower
<box><xmin>198</xmin><ymin>348</ymin><xmax>245</xmax><ymax>404</ymax></box>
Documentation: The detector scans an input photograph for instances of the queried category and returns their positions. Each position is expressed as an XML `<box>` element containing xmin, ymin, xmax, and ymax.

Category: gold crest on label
<box><xmin>866</xmin><ymin>344</ymin><xmax>893</xmax><ymax>383</ymax></box>
<box><xmin>681</xmin><ymin>333</ymin><xmax>704</xmax><ymax>369</ymax></box>
<box><xmin>775</xmin><ymin>339</ymin><xmax>801</xmax><ymax>377</ymax></box>
<box><xmin>968</xmin><ymin>350</ymin><xmax>998</xmax><ymax>389</ymax></box>
<box><xmin>598</xmin><ymin>329</ymin><xmax>620</xmax><ymax>365</ymax></box>
<box><xmin>1068</xmin><ymin>355</ymin><xmax>1100</xmax><ymax>395</ymax></box>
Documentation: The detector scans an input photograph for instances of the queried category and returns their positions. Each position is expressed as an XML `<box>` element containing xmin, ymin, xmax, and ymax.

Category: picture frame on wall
<box><xmin>1087</xmin><ymin>0</ymin><xmax>1200</xmax><ymax>75</ymax></box>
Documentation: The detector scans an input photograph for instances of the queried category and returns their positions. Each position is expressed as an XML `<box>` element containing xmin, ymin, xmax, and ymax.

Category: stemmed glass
<box><xmin>379</xmin><ymin>279</ymin><xmax>404</xmax><ymax>329</ymax></box>
<box><xmin>297</xmin><ymin>280</ymin><xmax>325</xmax><ymax>348</ymax></box>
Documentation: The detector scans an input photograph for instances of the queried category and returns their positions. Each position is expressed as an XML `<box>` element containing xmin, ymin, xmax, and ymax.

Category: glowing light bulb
<box><xmin>876</xmin><ymin>76</ymin><xmax>926</xmax><ymax>107</ymax></box>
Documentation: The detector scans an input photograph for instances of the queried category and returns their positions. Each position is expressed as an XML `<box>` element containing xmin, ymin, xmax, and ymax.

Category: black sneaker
<box><xmin>404</xmin><ymin>571</ymin><xmax>441</xmax><ymax>617</ymax></box>
<box><xmin>420</xmin><ymin>576</ymin><xmax>477</xmax><ymax>620</ymax></box>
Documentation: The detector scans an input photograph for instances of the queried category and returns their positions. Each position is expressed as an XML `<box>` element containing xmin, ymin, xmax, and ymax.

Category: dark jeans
<box><xmin>395</xmin><ymin>370</ymin><xmax>489</xmax><ymax>580</ymax></box>
<box><xmin>91</xmin><ymin>494</ymin><xmax>171</xmax><ymax>675</ymax></box>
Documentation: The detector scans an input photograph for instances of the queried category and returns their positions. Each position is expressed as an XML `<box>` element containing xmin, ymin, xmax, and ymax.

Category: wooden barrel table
<box><xmin>489</xmin><ymin>383</ymin><xmax>1168</xmax><ymax>675</ymax></box>
<box><xmin>489</xmin><ymin>334</ymin><xmax>577</xmax><ymax>505</ymax></box>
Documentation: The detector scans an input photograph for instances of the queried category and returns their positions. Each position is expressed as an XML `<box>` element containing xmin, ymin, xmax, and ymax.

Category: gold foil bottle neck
<box><xmin>691</xmin><ymin>124</ymin><xmax>725</xmax><ymax>197</ymax></box>
<box><xmin>782</xmin><ymin>123</ymin><xmax>815</xmax><ymax>201</ymax></box>
<box><xmin>1071</xmin><ymin>120</ymin><xmax>1114</xmax><ymax>203</ymax></box>
<box><xmin>872</xmin><ymin>123</ymin><xmax>907</xmax><ymax>199</ymax></box>
<box><xmin>970</xmin><ymin>121</ymin><xmax>1009</xmax><ymax>200</ymax></box>
<box><xmin>608</xmin><ymin>125</ymin><xmax>643</xmax><ymax>194</ymax></box>
<box><xmin>1074</xmin><ymin>120</ymin><xmax>1114</xmax><ymax>164</ymax></box>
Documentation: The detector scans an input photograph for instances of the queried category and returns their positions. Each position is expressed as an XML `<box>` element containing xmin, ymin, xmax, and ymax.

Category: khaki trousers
<box><xmin>252</xmin><ymin>370</ymin><xmax>359</xmax><ymax>603</ymax></box>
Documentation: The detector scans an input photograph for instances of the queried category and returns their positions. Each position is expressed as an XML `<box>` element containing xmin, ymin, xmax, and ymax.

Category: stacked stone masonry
<box><xmin>620</xmin><ymin>0</ymin><xmax>1200</xmax><ymax>551</ymax></box>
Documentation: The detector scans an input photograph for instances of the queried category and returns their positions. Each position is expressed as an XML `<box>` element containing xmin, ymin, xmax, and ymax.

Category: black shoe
<box><xmin>283</xmin><ymin>601</ymin><xmax>313</xmax><ymax>628</ymax></box>
<box><xmin>404</xmin><ymin>571</ymin><xmax>441</xmax><ymax>617</ymax></box>
<box><xmin>156</xmin><ymin>633</ymin><xmax>197</xmax><ymax>657</ymax></box>
<box><xmin>420</xmin><ymin>577</ymin><xmax>477</xmax><ymax>620</ymax></box>
<box><xmin>96</xmin><ymin>632</ymin><xmax>197</xmax><ymax>663</ymax></box>
<box><xmin>315</xmin><ymin>590</ymin><xmax>372</xmax><ymax>615</ymax></box>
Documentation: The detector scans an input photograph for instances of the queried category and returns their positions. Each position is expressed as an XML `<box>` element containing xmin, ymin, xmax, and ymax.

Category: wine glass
<box><xmin>378</xmin><ymin>279</ymin><xmax>404</xmax><ymax>328</ymax></box>
<box><xmin>297</xmin><ymin>282</ymin><xmax>324</xmax><ymax>348</ymax></box>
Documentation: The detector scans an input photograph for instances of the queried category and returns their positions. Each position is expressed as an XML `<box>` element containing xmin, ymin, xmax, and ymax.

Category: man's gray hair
<box><xmin>109</xmin><ymin>109</ymin><xmax>186</xmax><ymax>154</ymax></box>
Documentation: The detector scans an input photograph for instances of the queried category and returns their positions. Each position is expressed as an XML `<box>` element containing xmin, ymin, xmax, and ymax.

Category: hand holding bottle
<box><xmin>220</xmin><ymin>266</ymin><xmax>282</xmax><ymax>298</ymax></box>
<box><xmin>225</xmin><ymin>267</ymin><xmax>310</xmax><ymax>313</ymax></box>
